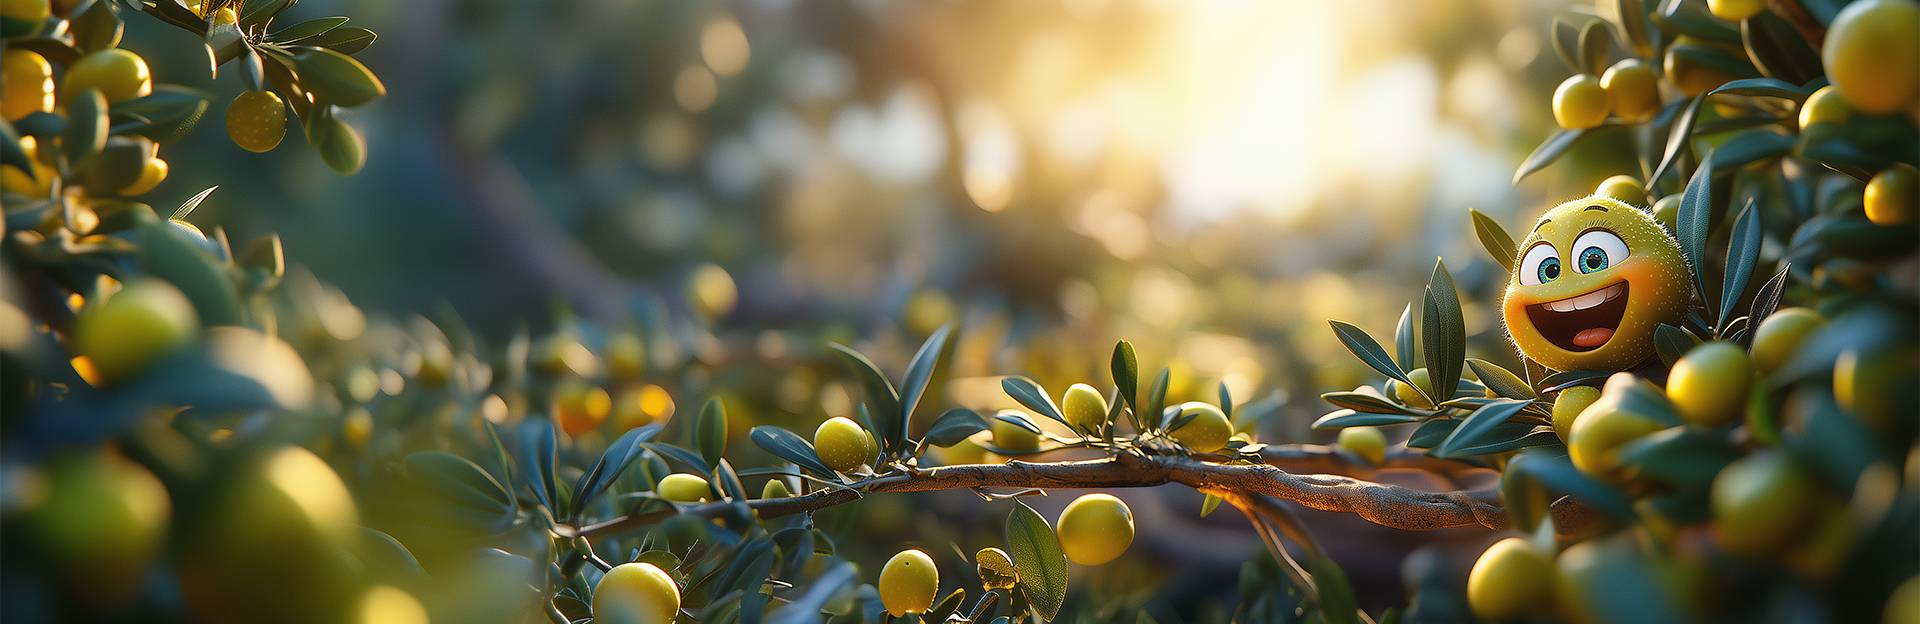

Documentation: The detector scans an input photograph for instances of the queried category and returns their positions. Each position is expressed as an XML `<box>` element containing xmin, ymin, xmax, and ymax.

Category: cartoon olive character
<box><xmin>1502</xmin><ymin>196</ymin><xmax>1691</xmax><ymax>372</ymax></box>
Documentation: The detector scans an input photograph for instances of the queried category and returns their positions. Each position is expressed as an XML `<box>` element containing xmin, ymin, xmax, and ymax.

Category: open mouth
<box><xmin>1524</xmin><ymin>281</ymin><xmax>1629</xmax><ymax>352</ymax></box>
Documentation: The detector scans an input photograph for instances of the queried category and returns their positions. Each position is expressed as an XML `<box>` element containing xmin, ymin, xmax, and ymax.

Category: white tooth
<box><xmin>1571</xmin><ymin>289</ymin><xmax>1606</xmax><ymax>310</ymax></box>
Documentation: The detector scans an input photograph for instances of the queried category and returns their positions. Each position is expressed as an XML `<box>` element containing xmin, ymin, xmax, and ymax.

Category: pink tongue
<box><xmin>1572</xmin><ymin>327</ymin><xmax>1615</xmax><ymax>348</ymax></box>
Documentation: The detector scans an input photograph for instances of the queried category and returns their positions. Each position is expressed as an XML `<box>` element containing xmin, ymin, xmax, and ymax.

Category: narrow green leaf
<box><xmin>269</xmin><ymin>16</ymin><xmax>349</xmax><ymax>44</ymax></box>
<box><xmin>137</xmin><ymin>221</ymin><xmax>242</xmax><ymax>325</ymax></box>
<box><xmin>1004</xmin><ymin>502</ymin><xmax>1067</xmax><ymax>620</ymax></box>
<box><xmin>292</xmin><ymin>46</ymin><xmax>386</xmax><ymax>106</ymax></box>
<box><xmin>304</xmin><ymin>26</ymin><xmax>376</xmax><ymax>54</ymax></box>
<box><xmin>63</xmin><ymin>89</ymin><xmax>107</xmax><ymax>167</ymax></box>
<box><xmin>698</xmin><ymin>398</ymin><xmax>728</xmax><ymax>467</ymax></box>
<box><xmin>1432</xmin><ymin>399</ymin><xmax>1531</xmax><ymax>458</ymax></box>
<box><xmin>1308</xmin><ymin>553</ymin><xmax>1361</xmax><ymax>624</ymax></box>
<box><xmin>1422</xmin><ymin>259</ymin><xmax>1465</xmax><ymax>404</ymax></box>
<box><xmin>1143</xmin><ymin>368</ymin><xmax>1170</xmax><ymax>433</ymax></box>
<box><xmin>1576</xmin><ymin>19</ymin><xmax>1613</xmax><ymax>76</ymax></box>
<box><xmin>899</xmin><ymin>324</ymin><xmax>953</xmax><ymax>443</ymax></box>
<box><xmin>828</xmin><ymin>343</ymin><xmax>903</xmax><ymax>452</ymax></box>
<box><xmin>1469</xmin><ymin>209</ymin><xmax>1518</xmax><ymax>273</ymax></box>
<box><xmin>1745</xmin><ymin>262</ymin><xmax>1791</xmax><ymax>337</ymax></box>
<box><xmin>1328</xmin><ymin>320</ymin><xmax>1413</xmax><ymax>386</ymax></box>
<box><xmin>405</xmin><ymin>451</ymin><xmax>516</xmax><ymax>532</ymax></box>
<box><xmin>1311</xmin><ymin>410</ymin><xmax>1422</xmax><ymax>429</ymax></box>
<box><xmin>1001</xmin><ymin>376</ymin><xmax>1069</xmax><ymax>428</ymax></box>
<box><xmin>1704</xmin><ymin>77</ymin><xmax>1810</xmax><ymax>100</ymax></box>
<box><xmin>1717</xmin><ymin>200</ymin><xmax>1762</xmax><ymax>329</ymax></box>
<box><xmin>1200</xmin><ymin>493</ymin><xmax>1223</xmax><ymax>518</ymax></box>
<box><xmin>1393</xmin><ymin>304</ymin><xmax>1416</xmax><ymax>371</ymax></box>
<box><xmin>1649</xmin><ymin>96</ymin><xmax>1703</xmax><ymax>187</ymax></box>
<box><xmin>922</xmin><ymin>408</ymin><xmax>988</xmax><ymax>448</ymax></box>
<box><xmin>239</xmin><ymin>0</ymin><xmax>297</xmax><ymax>28</ymax></box>
<box><xmin>1110</xmin><ymin>340</ymin><xmax>1139</xmax><ymax>418</ymax></box>
<box><xmin>1707</xmin><ymin>131</ymin><xmax>1795</xmax><ymax>170</ymax></box>
<box><xmin>1677</xmin><ymin>155</ymin><xmax>1716</xmax><ymax>315</ymax></box>
<box><xmin>1514</xmin><ymin>127</ymin><xmax>1598</xmax><ymax>183</ymax></box>
<box><xmin>748</xmin><ymin>426</ymin><xmax>837</xmax><ymax>477</ymax></box>
<box><xmin>1504</xmin><ymin>450</ymin><xmax>1635</xmax><ymax>521</ymax></box>
<box><xmin>1320</xmin><ymin>391</ymin><xmax>1418</xmax><ymax>415</ymax></box>
<box><xmin>1466</xmin><ymin>358</ymin><xmax>1534</xmax><ymax>400</ymax></box>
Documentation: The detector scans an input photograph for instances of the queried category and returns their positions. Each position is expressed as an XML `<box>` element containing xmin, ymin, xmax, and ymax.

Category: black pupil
<box><xmin>1586</xmin><ymin>253</ymin><xmax>1601</xmax><ymax>268</ymax></box>
<box><xmin>1544</xmin><ymin>263</ymin><xmax>1559</xmax><ymax>279</ymax></box>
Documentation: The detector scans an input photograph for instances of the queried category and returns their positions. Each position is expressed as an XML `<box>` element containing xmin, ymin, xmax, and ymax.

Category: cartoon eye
<box><xmin>1519</xmin><ymin>242</ymin><xmax>1560</xmax><ymax>286</ymax></box>
<box><xmin>1572</xmin><ymin>229</ymin><xmax>1629</xmax><ymax>274</ymax></box>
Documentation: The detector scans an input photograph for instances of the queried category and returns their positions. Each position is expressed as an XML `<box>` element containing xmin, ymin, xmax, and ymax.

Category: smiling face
<box><xmin>1502</xmin><ymin>196</ymin><xmax>1691</xmax><ymax>372</ymax></box>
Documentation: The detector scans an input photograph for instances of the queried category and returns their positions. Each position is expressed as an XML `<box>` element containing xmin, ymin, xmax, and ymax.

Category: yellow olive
<box><xmin>760</xmin><ymin>478</ymin><xmax>791</xmax><ymax>500</ymax></box>
<box><xmin>1467</xmin><ymin>537</ymin><xmax>1556</xmax><ymax>621</ymax></box>
<box><xmin>1749</xmin><ymin>308</ymin><xmax>1824</xmax><ymax>373</ymax></box>
<box><xmin>553</xmin><ymin>380</ymin><xmax>612</xmax><ymax>437</ymax></box>
<box><xmin>1061</xmin><ymin>382</ymin><xmax>1109</xmax><ymax>431</ymax></box>
<box><xmin>1569</xmin><ymin>375</ymin><xmax>1668</xmax><ymax>477</ymax></box>
<box><xmin>990</xmin><ymin>410</ymin><xmax>1041</xmax><ymax>453</ymax></box>
<box><xmin>1336</xmin><ymin>426</ymin><xmax>1388</xmax><ymax>464</ymax></box>
<box><xmin>1594</xmin><ymin>175</ymin><xmax>1645</xmax><ymax>205</ymax></box>
<box><xmin>1167</xmin><ymin>401</ymin><xmax>1232</xmax><ymax>453</ymax></box>
<box><xmin>1553</xmin><ymin>74</ymin><xmax>1609</xmax><ymax>129</ymax></box>
<box><xmin>1056</xmin><ymin>493</ymin><xmax>1134</xmax><ymax>566</ymax></box>
<box><xmin>878</xmin><ymin>549</ymin><xmax>938</xmax><ymax>616</ymax></box>
<box><xmin>1798</xmin><ymin>86</ymin><xmax>1851</xmax><ymax>130</ymax></box>
<box><xmin>1667</xmin><ymin>342</ymin><xmax>1752</xmax><ymax>426</ymax></box>
<box><xmin>1652</xmin><ymin>195</ymin><xmax>1680</xmax><ymax>232</ymax></box>
<box><xmin>1600</xmin><ymin>59</ymin><xmax>1660</xmax><ymax>123</ymax></box>
<box><xmin>1710</xmin><ymin>451</ymin><xmax>1817</xmax><ymax>558</ymax></box>
<box><xmin>1865</xmin><ymin>164</ymin><xmax>1919</xmax><ymax>226</ymax></box>
<box><xmin>226</xmin><ymin>91</ymin><xmax>288</xmax><ymax>153</ymax></box>
<box><xmin>64</xmin><ymin>49</ymin><xmax>152</xmax><ymax>103</ymax></box>
<box><xmin>593</xmin><ymin>562</ymin><xmax>681</xmax><ymax>624</ymax></box>
<box><xmin>2</xmin><ymin>49</ymin><xmax>54</xmax><ymax>120</ymax></box>
<box><xmin>1394</xmin><ymin>367</ymin><xmax>1434</xmax><ymax>408</ymax></box>
<box><xmin>74</xmin><ymin>279</ymin><xmax>198</xmax><ymax>382</ymax></box>
<box><xmin>27</xmin><ymin>452</ymin><xmax>170</xmax><ymax>579</ymax></box>
<box><xmin>656</xmin><ymin>473</ymin><xmax>710</xmax><ymax>503</ymax></box>
<box><xmin>812</xmin><ymin>416</ymin><xmax>874</xmax><ymax>472</ymax></box>
<box><xmin>1552</xmin><ymin>385</ymin><xmax>1601</xmax><ymax>442</ymax></box>
<box><xmin>1822</xmin><ymin>0</ymin><xmax>1920</xmax><ymax>115</ymax></box>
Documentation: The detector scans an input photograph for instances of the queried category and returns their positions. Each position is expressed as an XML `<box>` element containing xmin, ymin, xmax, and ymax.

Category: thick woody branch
<box><xmin>561</xmin><ymin>453</ymin><xmax>1568</xmax><ymax>540</ymax></box>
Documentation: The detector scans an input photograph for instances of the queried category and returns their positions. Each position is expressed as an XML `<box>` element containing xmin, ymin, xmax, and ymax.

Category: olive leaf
<box><xmin>697</xmin><ymin>398</ymin><xmax>728</xmax><ymax>466</ymax></box>
<box><xmin>1717</xmin><ymin>200</ymin><xmax>1763</xmax><ymax>329</ymax></box>
<box><xmin>1422</xmin><ymin>259</ymin><xmax>1465</xmax><ymax>405</ymax></box>
<box><xmin>1004</xmin><ymin>502</ymin><xmax>1067</xmax><ymax>620</ymax></box>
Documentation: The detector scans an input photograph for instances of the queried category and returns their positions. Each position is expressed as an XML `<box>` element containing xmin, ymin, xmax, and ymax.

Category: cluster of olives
<box><xmin>1465</xmin><ymin>304</ymin><xmax>1917</xmax><ymax>622</ymax></box>
<box><xmin>0</xmin><ymin>4</ymin><xmax>297</xmax><ymax>201</ymax></box>
<box><xmin>1547</xmin><ymin>0</ymin><xmax>1918</xmax><ymax>227</ymax></box>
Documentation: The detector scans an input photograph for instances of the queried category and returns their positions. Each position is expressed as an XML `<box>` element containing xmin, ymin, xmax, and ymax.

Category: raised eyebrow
<box><xmin>1583</xmin><ymin>205</ymin><xmax>1609</xmax><ymax>212</ymax></box>
<box><xmin>1531</xmin><ymin>218</ymin><xmax>1551</xmax><ymax>232</ymax></box>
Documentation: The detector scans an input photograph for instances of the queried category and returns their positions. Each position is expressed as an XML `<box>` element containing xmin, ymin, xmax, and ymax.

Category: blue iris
<box><xmin>1578</xmin><ymin>246</ymin><xmax>1609</xmax><ymax>273</ymax></box>
<box><xmin>1537</xmin><ymin>257</ymin><xmax>1561</xmax><ymax>283</ymax></box>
